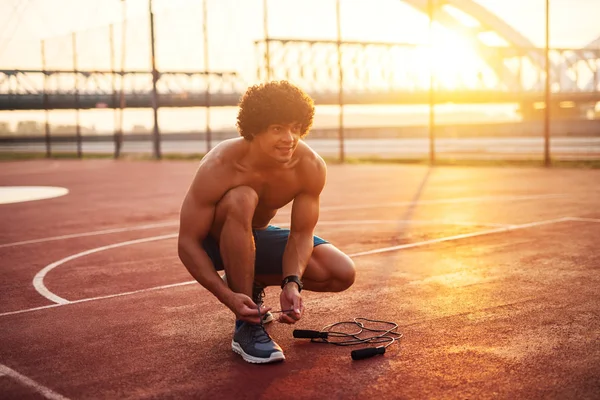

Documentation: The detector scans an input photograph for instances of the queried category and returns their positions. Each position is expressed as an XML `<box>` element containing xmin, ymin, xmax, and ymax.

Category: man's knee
<box><xmin>310</xmin><ymin>245</ymin><xmax>356</xmax><ymax>292</ymax></box>
<box><xmin>336</xmin><ymin>255</ymin><xmax>356</xmax><ymax>291</ymax></box>
<box><xmin>218</xmin><ymin>186</ymin><xmax>258</xmax><ymax>222</ymax></box>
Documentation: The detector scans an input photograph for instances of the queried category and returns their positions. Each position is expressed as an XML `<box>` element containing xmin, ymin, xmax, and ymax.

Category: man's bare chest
<box><xmin>235</xmin><ymin>172</ymin><xmax>300</xmax><ymax>210</ymax></box>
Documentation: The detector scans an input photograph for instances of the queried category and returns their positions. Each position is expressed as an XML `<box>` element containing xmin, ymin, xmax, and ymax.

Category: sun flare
<box><xmin>429</xmin><ymin>30</ymin><xmax>488</xmax><ymax>89</ymax></box>
<box><xmin>353</xmin><ymin>28</ymin><xmax>493</xmax><ymax>91</ymax></box>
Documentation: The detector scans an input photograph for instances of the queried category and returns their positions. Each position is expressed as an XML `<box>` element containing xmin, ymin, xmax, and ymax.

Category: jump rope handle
<box><xmin>351</xmin><ymin>346</ymin><xmax>386</xmax><ymax>360</ymax></box>
<box><xmin>293</xmin><ymin>329</ymin><xmax>329</xmax><ymax>339</ymax></box>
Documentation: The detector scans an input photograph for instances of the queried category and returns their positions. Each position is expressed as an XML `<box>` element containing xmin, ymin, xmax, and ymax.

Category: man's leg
<box><xmin>302</xmin><ymin>244</ymin><xmax>356</xmax><ymax>292</ymax></box>
<box><xmin>210</xmin><ymin>186</ymin><xmax>258</xmax><ymax>299</ymax></box>
<box><xmin>255</xmin><ymin>243</ymin><xmax>355</xmax><ymax>292</ymax></box>
<box><xmin>210</xmin><ymin>186</ymin><xmax>272</xmax><ymax>320</ymax></box>
<box><xmin>210</xmin><ymin>186</ymin><xmax>284</xmax><ymax>364</ymax></box>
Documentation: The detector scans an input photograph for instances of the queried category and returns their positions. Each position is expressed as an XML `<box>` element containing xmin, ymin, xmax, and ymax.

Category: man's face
<box><xmin>255</xmin><ymin>122</ymin><xmax>302</xmax><ymax>163</ymax></box>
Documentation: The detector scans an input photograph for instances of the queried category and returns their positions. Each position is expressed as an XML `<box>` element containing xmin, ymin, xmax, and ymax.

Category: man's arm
<box><xmin>178</xmin><ymin>183</ymin><xmax>231</xmax><ymax>305</ymax></box>
<box><xmin>279</xmin><ymin>156</ymin><xmax>326</xmax><ymax>323</ymax></box>
<box><xmin>177</xmin><ymin>160</ymin><xmax>265</xmax><ymax>323</ymax></box>
<box><xmin>282</xmin><ymin>191</ymin><xmax>321</xmax><ymax>279</ymax></box>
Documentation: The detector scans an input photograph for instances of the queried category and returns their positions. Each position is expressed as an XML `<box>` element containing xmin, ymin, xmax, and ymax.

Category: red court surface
<box><xmin>1</xmin><ymin>160</ymin><xmax>599</xmax><ymax>399</ymax></box>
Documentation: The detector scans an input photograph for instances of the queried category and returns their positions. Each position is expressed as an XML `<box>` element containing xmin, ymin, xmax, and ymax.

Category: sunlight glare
<box><xmin>418</xmin><ymin>28</ymin><xmax>489</xmax><ymax>90</ymax></box>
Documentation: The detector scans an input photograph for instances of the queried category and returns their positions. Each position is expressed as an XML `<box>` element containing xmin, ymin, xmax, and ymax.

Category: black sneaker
<box><xmin>231</xmin><ymin>321</ymin><xmax>285</xmax><ymax>363</ymax></box>
<box><xmin>221</xmin><ymin>273</ymin><xmax>273</xmax><ymax>324</ymax></box>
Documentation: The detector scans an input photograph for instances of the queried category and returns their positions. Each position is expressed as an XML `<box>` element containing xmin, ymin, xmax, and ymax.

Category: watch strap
<box><xmin>281</xmin><ymin>275</ymin><xmax>303</xmax><ymax>292</ymax></box>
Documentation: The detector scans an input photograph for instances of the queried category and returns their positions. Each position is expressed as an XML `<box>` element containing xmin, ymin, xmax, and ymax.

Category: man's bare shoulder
<box><xmin>296</xmin><ymin>140</ymin><xmax>326</xmax><ymax>170</ymax></box>
<box><xmin>295</xmin><ymin>141</ymin><xmax>327</xmax><ymax>192</ymax></box>
<box><xmin>199</xmin><ymin>137</ymin><xmax>246</xmax><ymax>168</ymax></box>
<box><xmin>188</xmin><ymin>138</ymin><xmax>246</xmax><ymax>203</ymax></box>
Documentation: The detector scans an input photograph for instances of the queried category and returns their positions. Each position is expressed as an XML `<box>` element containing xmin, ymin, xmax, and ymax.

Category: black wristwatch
<box><xmin>281</xmin><ymin>275</ymin><xmax>303</xmax><ymax>292</ymax></box>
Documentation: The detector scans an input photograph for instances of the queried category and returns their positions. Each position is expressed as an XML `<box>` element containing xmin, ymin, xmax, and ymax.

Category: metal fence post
<box><xmin>203</xmin><ymin>0</ymin><xmax>212</xmax><ymax>152</ymax></box>
<box><xmin>428</xmin><ymin>0</ymin><xmax>436</xmax><ymax>164</ymax></box>
<box><xmin>336</xmin><ymin>0</ymin><xmax>345</xmax><ymax>163</ymax></box>
<box><xmin>544</xmin><ymin>0</ymin><xmax>551</xmax><ymax>167</ymax></box>
<box><xmin>263</xmin><ymin>0</ymin><xmax>270</xmax><ymax>81</ymax></box>
<box><xmin>72</xmin><ymin>32</ymin><xmax>82</xmax><ymax>158</ymax></box>
<box><xmin>41</xmin><ymin>40</ymin><xmax>52</xmax><ymax>158</ymax></box>
<box><xmin>149</xmin><ymin>0</ymin><xmax>161</xmax><ymax>159</ymax></box>
<box><xmin>110</xmin><ymin>24</ymin><xmax>119</xmax><ymax>159</ymax></box>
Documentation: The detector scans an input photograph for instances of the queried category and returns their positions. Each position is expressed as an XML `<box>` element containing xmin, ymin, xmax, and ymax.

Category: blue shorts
<box><xmin>202</xmin><ymin>225</ymin><xmax>328</xmax><ymax>275</ymax></box>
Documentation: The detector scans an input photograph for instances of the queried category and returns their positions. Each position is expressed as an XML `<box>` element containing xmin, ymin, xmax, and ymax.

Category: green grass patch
<box><xmin>2</xmin><ymin>151</ymin><xmax>599</xmax><ymax>168</ymax></box>
<box><xmin>158</xmin><ymin>153</ymin><xmax>206</xmax><ymax>161</ymax></box>
<box><xmin>0</xmin><ymin>152</ymin><xmax>207</xmax><ymax>162</ymax></box>
<box><xmin>0</xmin><ymin>152</ymin><xmax>117</xmax><ymax>161</ymax></box>
<box><xmin>322</xmin><ymin>156</ymin><xmax>600</xmax><ymax>169</ymax></box>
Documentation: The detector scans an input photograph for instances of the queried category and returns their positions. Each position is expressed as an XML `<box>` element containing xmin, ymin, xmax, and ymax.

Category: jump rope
<box><xmin>262</xmin><ymin>308</ymin><xmax>403</xmax><ymax>360</ymax></box>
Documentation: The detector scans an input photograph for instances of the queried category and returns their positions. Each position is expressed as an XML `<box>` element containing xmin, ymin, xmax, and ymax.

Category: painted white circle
<box><xmin>0</xmin><ymin>186</ymin><xmax>69</xmax><ymax>205</ymax></box>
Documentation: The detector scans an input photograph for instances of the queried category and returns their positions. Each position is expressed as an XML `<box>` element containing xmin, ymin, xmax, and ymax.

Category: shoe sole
<box><xmin>231</xmin><ymin>341</ymin><xmax>285</xmax><ymax>364</ymax></box>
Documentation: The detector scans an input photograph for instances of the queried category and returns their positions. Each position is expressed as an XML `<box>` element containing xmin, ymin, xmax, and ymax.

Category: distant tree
<box><xmin>17</xmin><ymin>121</ymin><xmax>43</xmax><ymax>135</ymax></box>
<box><xmin>132</xmin><ymin>124</ymin><xmax>149</xmax><ymax>134</ymax></box>
<box><xmin>0</xmin><ymin>122</ymin><xmax>12</xmax><ymax>135</ymax></box>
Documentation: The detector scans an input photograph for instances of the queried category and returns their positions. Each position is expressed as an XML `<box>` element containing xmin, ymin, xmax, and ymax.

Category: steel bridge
<box><xmin>1</xmin><ymin>0</ymin><xmax>599</xmax><ymax>117</ymax></box>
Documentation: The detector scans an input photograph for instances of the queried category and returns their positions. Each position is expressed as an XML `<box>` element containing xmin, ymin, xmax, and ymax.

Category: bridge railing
<box><xmin>255</xmin><ymin>38</ymin><xmax>600</xmax><ymax>95</ymax></box>
<box><xmin>2</xmin><ymin>44</ymin><xmax>597</xmax><ymax>103</ymax></box>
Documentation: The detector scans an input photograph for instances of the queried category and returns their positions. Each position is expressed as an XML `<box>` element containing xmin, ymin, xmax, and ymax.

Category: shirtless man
<box><xmin>177</xmin><ymin>80</ymin><xmax>355</xmax><ymax>364</ymax></box>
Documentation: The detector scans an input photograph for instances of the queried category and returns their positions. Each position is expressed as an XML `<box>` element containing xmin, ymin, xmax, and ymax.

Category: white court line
<box><xmin>0</xmin><ymin>193</ymin><xmax>562</xmax><ymax>249</ymax></box>
<box><xmin>1</xmin><ymin>282</ymin><xmax>196</xmax><ymax>318</ymax></box>
<box><xmin>31</xmin><ymin>219</ymin><xmax>511</xmax><ymax>305</ymax></box>
<box><xmin>0</xmin><ymin>216</ymin><xmax>568</xmax><ymax>318</ymax></box>
<box><xmin>350</xmin><ymin>217</ymin><xmax>571</xmax><ymax>257</ymax></box>
<box><xmin>314</xmin><ymin>194</ymin><xmax>566</xmax><ymax>212</ymax></box>
<box><xmin>0</xmin><ymin>221</ymin><xmax>178</xmax><ymax>249</ymax></box>
<box><xmin>33</xmin><ymin>233</ymin><xmax>178</xmax><ymax>304</ymax></box>
<box><xmin>0</xmin><ymin>303</ymin><xmax>63</xmax><ymax>317</ymax></box>
<box><xmin>316</xmin><ymin>219</ymin><xmax>512</xmax><ymax>228</ymax></box>
<box><xmin>565</xmin><ymin>217</ymin><xmax>600</xmax><ymax>223</ymax></box>
<box><xmin>0</xmin><ymin>363</ymin><xmax>70</xmax><ymax>400</ymax></box>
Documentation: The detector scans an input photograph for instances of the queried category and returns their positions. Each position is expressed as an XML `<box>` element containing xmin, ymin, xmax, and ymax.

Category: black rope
<box><xmin>293</xmin><ymin>317</ymin><xmax>403</xmax><ymax>360</ymax></box>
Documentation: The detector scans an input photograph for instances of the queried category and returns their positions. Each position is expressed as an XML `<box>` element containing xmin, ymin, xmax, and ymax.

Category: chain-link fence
<box><xmin>1</xmin><ymin>0</ymin><xmax>599</xmax><ymax>162</ymax></box>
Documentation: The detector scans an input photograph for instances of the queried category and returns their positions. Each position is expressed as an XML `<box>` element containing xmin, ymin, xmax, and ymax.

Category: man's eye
<box><xmin>273</xmin><ymin>126</ymin><xmax>281</xmax><ymax>131</ymax></box>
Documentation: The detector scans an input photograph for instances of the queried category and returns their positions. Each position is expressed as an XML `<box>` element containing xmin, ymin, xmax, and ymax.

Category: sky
<box><xmin>1</xmin><ymin>0</ymin><xmax>599</xmax><ymax>69</ymax></box>
<box><xmin>0</xmin><ymin>0</ymin><xmax>599</xmax><ymax>132</ymax></box>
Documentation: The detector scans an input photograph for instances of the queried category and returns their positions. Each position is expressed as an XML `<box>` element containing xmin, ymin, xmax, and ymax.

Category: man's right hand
<box><xmin>227</xmin><ymin>292</ymin><xmax>271</xmax><ymax>324</ymax></box>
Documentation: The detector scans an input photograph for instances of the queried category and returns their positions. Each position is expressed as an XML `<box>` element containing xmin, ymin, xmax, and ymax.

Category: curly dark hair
<box><xmin>236</xmin><ymin>80</ymin><xmax>315</xmax><ymax>140</ymax></box>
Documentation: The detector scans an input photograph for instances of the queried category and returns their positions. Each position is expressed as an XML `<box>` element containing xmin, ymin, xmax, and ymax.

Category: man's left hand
<box><xmin>279</xmin><ymin>283</ymin><xmax>303</xmax><ymax>324</ymax></box>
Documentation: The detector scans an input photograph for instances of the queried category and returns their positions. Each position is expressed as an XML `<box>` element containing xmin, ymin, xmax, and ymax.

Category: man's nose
<box><xmin>283</xmin><ymin>129</ymin><xmax>294</xmax><ymax>142</ymax></box>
